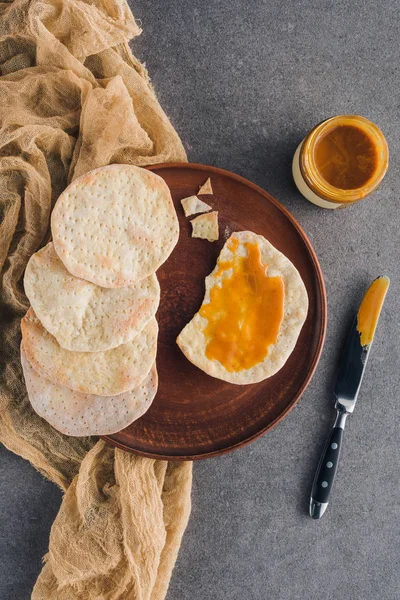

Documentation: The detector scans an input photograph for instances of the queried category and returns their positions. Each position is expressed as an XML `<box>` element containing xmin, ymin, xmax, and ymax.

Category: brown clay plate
<box><xmin>104</xmin><ymin>163</ymin><xmax>327</xmax><ymax>460</ymax></box>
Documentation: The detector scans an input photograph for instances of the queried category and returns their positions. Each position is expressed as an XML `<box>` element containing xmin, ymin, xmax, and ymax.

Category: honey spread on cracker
<box><xmin>199</xmin><ymin>238</ymin><xmax>284</xmax><ymax>372</ymax></box>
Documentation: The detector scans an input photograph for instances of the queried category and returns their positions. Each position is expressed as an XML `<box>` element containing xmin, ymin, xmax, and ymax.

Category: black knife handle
<box><xmin>311</xmin><ymin>426</ymin><xmax>344</xmax><ymax>503</ymax></box>
<box><xmin>310</xmin><ymin>411</ymin><xmax>348</xmax><ymax>518</ymax></box>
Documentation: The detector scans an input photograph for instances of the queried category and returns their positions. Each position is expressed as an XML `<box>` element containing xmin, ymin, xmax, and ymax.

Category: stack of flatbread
<box><xmin>21</xmin><ymin>165</ymin><xmax>179</xmax><ymax>436</ymax></box>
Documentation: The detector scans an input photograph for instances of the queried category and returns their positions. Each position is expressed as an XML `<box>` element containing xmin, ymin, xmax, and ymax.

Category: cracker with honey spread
<box><xmin>177</xmin><ymin>231</ymin><xmax>308</xmax><ymax>384</ymax></box>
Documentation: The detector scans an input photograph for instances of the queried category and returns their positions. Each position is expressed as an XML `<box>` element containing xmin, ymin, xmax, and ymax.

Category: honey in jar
<box><xmin>292</xmin><ymin>115</ymin><xmax>389</xmax><ymax>209</ymax></box>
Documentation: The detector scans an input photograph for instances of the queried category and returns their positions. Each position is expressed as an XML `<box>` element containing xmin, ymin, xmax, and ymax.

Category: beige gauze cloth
<box><xmin>0</xmin><ymin>0</ymin><xmax>193</xmax><ymax>598</ymax></box>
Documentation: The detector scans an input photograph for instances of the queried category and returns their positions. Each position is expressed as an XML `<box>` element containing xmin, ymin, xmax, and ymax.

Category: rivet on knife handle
<box><xmin>309</xmin><ymin>410</ymin><xmax>348</xmax><ymax>519</ymax></box>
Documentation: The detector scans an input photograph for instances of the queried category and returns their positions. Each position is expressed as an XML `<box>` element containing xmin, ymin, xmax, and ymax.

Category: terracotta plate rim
<box><xmin>103</xmin><ymin>162</ymin><xmax>327</xmax><ymax>461</ymax></box>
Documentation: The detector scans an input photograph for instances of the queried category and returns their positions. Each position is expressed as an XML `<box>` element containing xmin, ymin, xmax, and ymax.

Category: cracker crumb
<box><xmin>191</xmin><ymin>211</ymin><xmax>219</xmax><ymax>242</ymax></box>
<box><xmin>181</xmin><ymin>195</ymin><xmax>212</xmax><ymax>217</ymax></box>
<box><xmin>198</xmin><ymin>177</ymin><xmax>213</xmax><ymax>195</ymax></box>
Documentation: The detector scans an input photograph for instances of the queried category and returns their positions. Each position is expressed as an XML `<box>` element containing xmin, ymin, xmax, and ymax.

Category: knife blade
<box><xmin>309</xmin><ymin>276</ymin><xmax>390</xmax><ymax>519</ymax></box>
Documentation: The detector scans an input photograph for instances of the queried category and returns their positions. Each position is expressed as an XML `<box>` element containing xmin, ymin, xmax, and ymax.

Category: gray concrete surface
<box><xmin>1</xmin><ymin>1</ymin><xmax>399</xmax><ymax>599</ymax></box>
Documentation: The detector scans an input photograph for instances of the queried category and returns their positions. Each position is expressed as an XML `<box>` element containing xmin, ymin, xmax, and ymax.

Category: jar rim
<box><xmin>300</xmin><ymin>115</ymin><xmax>389</xmax><ymax>204</ymax></box>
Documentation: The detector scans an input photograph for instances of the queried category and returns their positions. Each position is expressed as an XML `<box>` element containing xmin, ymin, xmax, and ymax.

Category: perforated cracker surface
<box><xmin>24</xmin><ymin>243</ymin><xmax>160</xmax><ymax>352</ymax></box>
<box><xmin>21</xmin><ymin>308</ymin><xmax>158</xmax><ymax>396</ymax></box>
<box><xmin>191</xmin><ymin>211</ymin><xmax>219</xmax><ymax>241</ymax></box>
<box><xmin>181</xmin><ymin>195</ymin><xmax>212</xmax><ymax>217</ymax></box>
<box><xmin>21</xmin><ymin>346</ymin><xmax>158</xmax><ymax>436</ymax></box>
<box><xmin>51</xmin><ymin>165</ymin><xmax>179</xmax><ymax>287</ymax></box>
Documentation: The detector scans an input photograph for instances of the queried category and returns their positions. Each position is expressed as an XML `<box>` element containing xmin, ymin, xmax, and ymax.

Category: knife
<box><xmin>309</xmin><ymin>275</ymin><xmax>390</xmax><ymax>519</ymax></box>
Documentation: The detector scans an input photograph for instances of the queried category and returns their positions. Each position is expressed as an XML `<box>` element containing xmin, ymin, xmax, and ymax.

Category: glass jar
<box><xmin>292</xmin><ymin>115</ymin><xmax>389</xmax><ymax>209</ymax></box>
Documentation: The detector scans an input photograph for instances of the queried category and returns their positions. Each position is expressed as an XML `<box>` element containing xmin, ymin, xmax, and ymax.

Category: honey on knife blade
<box><xmin>357</xmin><ymin>276</ymin><xmax>390</xmax><ymax>346</ymax></box>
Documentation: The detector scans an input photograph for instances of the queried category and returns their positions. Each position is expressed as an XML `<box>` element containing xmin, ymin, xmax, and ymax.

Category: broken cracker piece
<box><xmin>198</xmin><ymin>177</ymin><xmax>213</xmax><ymax>195</ymax></box>
<box><xmin>191</xmin><ymin>211</ymin><xmax>219</xmax><ymax>242</ymax></box>
<box><xmin>181</xmin><ymin>195</ymin><xmax>212</xmax><ymax>217</ymax></box>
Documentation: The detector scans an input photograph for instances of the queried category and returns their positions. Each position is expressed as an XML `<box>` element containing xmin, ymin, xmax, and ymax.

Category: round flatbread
<box><xmin>51</xmin><ymin>164</ymin><xmax>179</xmax><ymax>287</ymax></box>
<box><xmin>24</xmin><ymin>242</ymin><xmax>160</xmax><ymax>352</ymax></box>
<box><xmin>21</xmin><ymin>308</ymin><xmax>158</xmax><ymax>396</ymax></box>
<box><xmin>21</xmin><ymin>346</ymin><xmax>157</xmax><ymax>436</ymax></box>
<box><xmin>177</xmin><ymin>231</ymin><xmax>308</xmax><ymax>384</ymax></box>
